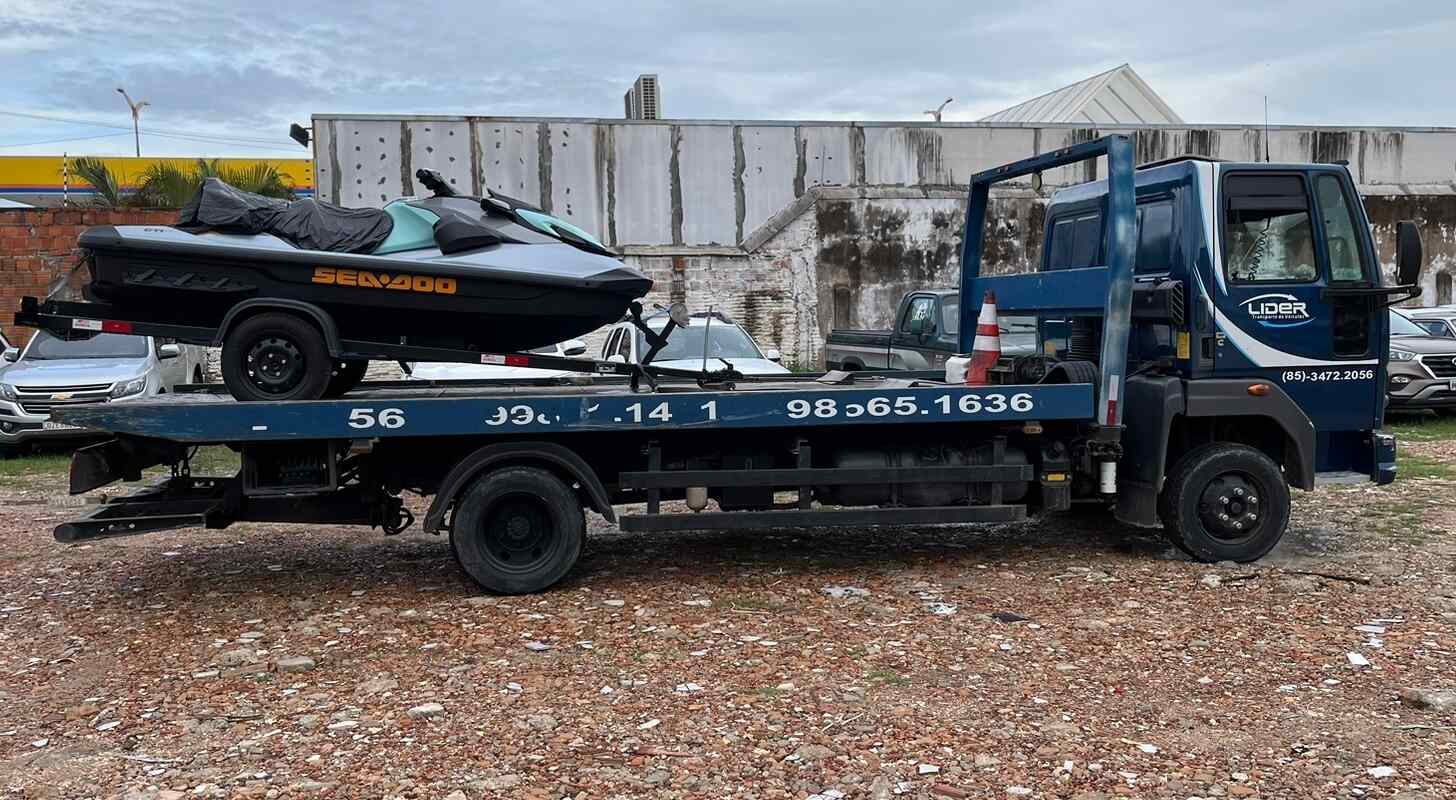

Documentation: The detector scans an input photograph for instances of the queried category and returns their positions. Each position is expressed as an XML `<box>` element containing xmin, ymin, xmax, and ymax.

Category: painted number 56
<box><xmin>348</xmin><ymin>407</ymin><xmax>406</xmax><ymax>429</ymax></box>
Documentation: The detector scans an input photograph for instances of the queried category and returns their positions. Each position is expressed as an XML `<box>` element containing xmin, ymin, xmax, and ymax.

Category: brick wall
<box><xmin>0</xmin><ymin>208</ymin><xmax>177</xmax><ymax>345</ymax></box>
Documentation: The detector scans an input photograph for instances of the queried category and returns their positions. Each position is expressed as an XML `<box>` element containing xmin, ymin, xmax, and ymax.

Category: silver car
<box><xmin>0</xmin><ymin>331</ymin><xmax>208</xmax><ymax>453</ymax></box>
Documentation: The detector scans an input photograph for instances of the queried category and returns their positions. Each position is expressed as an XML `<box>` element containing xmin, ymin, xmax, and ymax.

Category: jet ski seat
<box><xmin>373</xmin><ymin>202</ymin><xmax>439</xmax><ymax>254</ymax></box>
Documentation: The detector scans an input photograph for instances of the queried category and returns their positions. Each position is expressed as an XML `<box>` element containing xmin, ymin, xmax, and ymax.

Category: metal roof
<box><xmin>979</xmin><ymin>64</ymin><xmax>1184</xmax><ymax>125</ymax></box>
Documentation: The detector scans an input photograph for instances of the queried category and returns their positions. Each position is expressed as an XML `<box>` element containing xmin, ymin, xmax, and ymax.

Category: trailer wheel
<box><xmin>324</xmin><ymin>359</ymin><xmax>368</xmax><ymax>398</ymax></box>
<box><xmin>222</xmin><ymin>313</ymin><xmax>332</xmax><ymax>402</ymax></box>
<box><xmin>1158</xmin><ymin>443</ymin><xmax>1290</xmax><ymax>563</ymax></box>
<box><xmin>450</xmin><ymin>466</ymin><xmax>584</xmax><ymax>594</ymax></box>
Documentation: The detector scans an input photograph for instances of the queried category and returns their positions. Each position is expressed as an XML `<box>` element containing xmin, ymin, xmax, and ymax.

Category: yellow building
<box><xmin>0</xmin><ymin>156</ymin><xmax>314</xmax><ymax>206</ymax></box>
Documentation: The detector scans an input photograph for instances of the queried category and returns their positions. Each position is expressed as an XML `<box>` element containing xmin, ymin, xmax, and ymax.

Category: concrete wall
<box><xmin>315</xmin><ymin>116</ymin><xmax>1456</xmax><ymax>366</ymax></box>
<box><xmin>315</xmin><ymin>117</ymin><xmax>1456</xmax><ymax>240</ymax></box>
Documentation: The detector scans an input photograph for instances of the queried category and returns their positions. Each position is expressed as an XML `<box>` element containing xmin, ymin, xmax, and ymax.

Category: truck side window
<box><xmin>1223</xmin><ymin>174</ymin><xmax>1317</xmax><ymax>284</ymax></box>
<box><xmin>1314</xmin><ymin>175</ymin><xmax>1369</xmax><ymax>283</ymax></box>
<box><xmin>1046</xmin><ymin>212</ymin><xmax>1102</xmax><ymax>270</ymax></box>
<box><xmin>940</xmin><ymin>298</ymin><xmax>959</xmax><ymax>338</ymax></box>
<box><xmin>1414</xmin><ymin>319</ymin><xmax>1454</xmax><ymax>338</ymax></box>
<box><xmin>601</xmin><ymin>330</ymin><xmax>619</xmax><ymax>359</ymax></box>
<box><xmin>1135</xmin><ymin>200</ymin><xmax>1174</xmax><ymax>273</ymax></box>
<box><xmin>900</xmin><ymin>296</ymin><xmax>936</xmax><ymax>334</ymax></box>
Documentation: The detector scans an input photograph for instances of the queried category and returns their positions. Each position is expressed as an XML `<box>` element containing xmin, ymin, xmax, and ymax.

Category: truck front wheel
<box><xmin>1158</xmin><ymin>443</ymin><xmax>1290</xmax><ymax>563</ymax></box>
<box><xmin>450</xmin><ymin>466</ymin><xmax>584</xmax><ymax>594</ymax></box>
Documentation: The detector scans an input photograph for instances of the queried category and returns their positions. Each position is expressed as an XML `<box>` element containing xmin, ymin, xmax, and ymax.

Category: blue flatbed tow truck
<box><xmin>27</xmin><ymin>136</ymin><xmax>1423</xmax><ymax>594</ymax></box>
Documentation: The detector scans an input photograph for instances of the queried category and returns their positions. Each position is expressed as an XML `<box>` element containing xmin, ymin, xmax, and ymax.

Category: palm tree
<box><xmin>69</xmin><ymin>156</ymin><xmax>128</xmax><ymax>207</ymax></box>
<box><xmin>67</xmin><ymin>157</ymin><xmax>296</xmax><ymax>208</ymax></box>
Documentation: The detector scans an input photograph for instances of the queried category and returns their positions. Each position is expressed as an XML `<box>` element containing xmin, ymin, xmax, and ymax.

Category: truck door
<box><xmin>1213</xmin><ymin>170</ymin><xmax>1383</xmax><ymax>466</ymax></box>
<box><xmin>890</xmin><ymin>293</ymin><xmax>940</xmax><ymax>370</ymax></box>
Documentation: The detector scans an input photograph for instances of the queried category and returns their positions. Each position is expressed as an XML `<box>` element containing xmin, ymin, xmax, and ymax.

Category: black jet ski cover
<box><xmin>177</xmin><ymin>178</ymin><xmax>393</xmax><ymax>254</ymax></box>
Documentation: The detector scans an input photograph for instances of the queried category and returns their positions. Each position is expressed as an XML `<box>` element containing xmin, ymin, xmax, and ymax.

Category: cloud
<box><xmin>1</xmin><ymin>0</ymin><xmax>1452</xmax><ymax>156</ymax></box>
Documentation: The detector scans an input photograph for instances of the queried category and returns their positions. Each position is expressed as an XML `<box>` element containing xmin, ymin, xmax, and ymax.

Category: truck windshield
<box><xmin>641</xmin><ymin>324</ymin><xmax>762</xmax><ymax>361</ymax></box>
<box><xmin>23</xmin><ymin>331</ymin><xmax>149</xmax><ymax>360</ymax></box>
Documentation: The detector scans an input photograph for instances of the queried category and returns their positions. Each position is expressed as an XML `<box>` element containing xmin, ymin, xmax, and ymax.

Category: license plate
<box><xmin>42</xmin><ymin>421</ymin><xmax>81</xmax><ymax>431</ymax></box>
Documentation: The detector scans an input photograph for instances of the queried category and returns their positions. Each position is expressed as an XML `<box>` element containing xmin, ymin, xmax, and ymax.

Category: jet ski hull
<box><xmin>76</xmin><ymin>225</ymin><xmax>651</xmax><ymax>354</ymax></box>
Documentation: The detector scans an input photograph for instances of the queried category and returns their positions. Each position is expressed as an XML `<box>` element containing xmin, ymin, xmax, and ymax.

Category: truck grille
<box><xmin>1422</xmin><ymin>356</ymin><xmax>1456</xmax><ymax>379</ymax></box>
<box><xmin>13</xmin><ymin>383</ymin><xmax>113</xmax><ymax>415</ymax></box>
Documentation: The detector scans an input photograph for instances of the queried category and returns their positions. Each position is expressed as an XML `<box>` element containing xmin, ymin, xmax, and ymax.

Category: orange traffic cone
<box><xmin>965</xmin><ymin>290</ymin><xmax>1000</xmax><ymax>386</ymax></box>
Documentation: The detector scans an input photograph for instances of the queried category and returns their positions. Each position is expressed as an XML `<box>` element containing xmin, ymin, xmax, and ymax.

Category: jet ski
<box><xmin>58</xmin><ymin>170</ymin><xmax>652</xmax><ymax>401</ymax></box>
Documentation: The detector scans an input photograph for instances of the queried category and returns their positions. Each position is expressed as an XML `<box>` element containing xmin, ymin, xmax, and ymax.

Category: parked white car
<box><xmin>0</xmin><ymin>331</ymin><xmax>208</xmax><ymax>453</ymax></box>
<box><xmin>600</xmin><ymin>312</ymin><xmax>790</xmax><ymax>376</ymax></box>
<box><xmin>1406</xmin><ymin>305</ymin><xmax>1456</xmax><ymax>338</ymax></box>
<box><xmin>408</xmin><ymin>339</ymin><xmax>589</xmax><ymax>382</ymax></box>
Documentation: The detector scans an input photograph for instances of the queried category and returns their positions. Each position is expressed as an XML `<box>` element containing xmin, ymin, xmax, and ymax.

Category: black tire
<box><xmin>221</xmin><ymin>313</ymin><xmax>332</xmax><ymax>402</ymax></box>
<box><xmin>324</xmin><ymin>359</ymin><xmax>368</xmax><ymax>398</ymax></box>
<box><xmin>1158</xmin><ymin>443</ymin><xmax>1290</xmax><ymax>563</ymax></box>
<box><xmin>449</xmin><ymin>466</ymin><xmax>584</xmax><ymax>594</ymax></box>
<box><xmin>1041</xmin><ymin>359</ymin><xmax>1098</xmax><ymax>384</ymax></box>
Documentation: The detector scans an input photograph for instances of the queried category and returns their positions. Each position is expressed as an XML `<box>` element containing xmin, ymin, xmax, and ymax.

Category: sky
<box><xmin>1</xmin><ymin>0</ymin><xmax>1452</xmax><ymax>158</ymax></box>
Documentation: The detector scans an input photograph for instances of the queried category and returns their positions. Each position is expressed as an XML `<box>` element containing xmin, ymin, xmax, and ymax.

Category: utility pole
<box><xmin>116</xmin><ymin>87</ymin><xmax>149</xmax><ymax>157</ymax></box>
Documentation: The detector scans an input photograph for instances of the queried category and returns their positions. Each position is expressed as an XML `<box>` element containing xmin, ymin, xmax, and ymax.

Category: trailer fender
<box><xmin>214</xmin><ymin>299</ymin><xmax>342</xmax><ymax>357</ymax></box>
<box><xmin>424</xmin><ymin>441</ymin><xmax>615</xmax><ymax>533</ymax></box>
<box><xmin>1116</xmin><ymin>376</ymin><xmax>1315</xmax><ymax>527</ymax></box>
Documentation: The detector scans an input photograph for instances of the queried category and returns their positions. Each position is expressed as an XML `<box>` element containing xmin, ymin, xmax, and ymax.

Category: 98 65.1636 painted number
<box><xmin>785</xmin><ymin>392</ymin><xmax>1033</xmax><ymax>420</ymax></box>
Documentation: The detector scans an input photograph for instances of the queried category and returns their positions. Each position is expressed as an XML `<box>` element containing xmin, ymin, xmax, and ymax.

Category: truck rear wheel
<box><xmin>222</xmin><ymin>313</ymin><xmax>332</xmax><ymax>402</ymax></box>
<box><xmin>450</xmin><ymin>466</ymin><xmax>584</xmax><ymax>594</ymax></box>
<box><xmin>1158</xmin><ymin>443</ymin><xmax>1290</xmax><ymax>563</ymax></box>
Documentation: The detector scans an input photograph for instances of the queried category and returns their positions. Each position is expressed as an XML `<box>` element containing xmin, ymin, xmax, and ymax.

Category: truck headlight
<box><xmin>110</xmin><ymin>377</ymin><xmax>147</xmax><ymax>399</ymax></box>
<box><xmin>0</xmin><ymin>382</ymin><xmax>15</xmax><ymax>401</ymax></box>
<box><xmin>1389</xmin><ymin>348</ymin><xmax>1417</xmax><ymax>362</ymax></box>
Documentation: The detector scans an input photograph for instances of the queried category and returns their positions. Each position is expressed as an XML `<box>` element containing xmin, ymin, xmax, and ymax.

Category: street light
<box><xmin>923</xmin><ymin>97</ymin><xmax>954</xmax><ymax>123</ymax></box>
<box><xmin>116</xmin><ymin>87</ymin><xmax>149</xmax><ymax>157</ymax></box>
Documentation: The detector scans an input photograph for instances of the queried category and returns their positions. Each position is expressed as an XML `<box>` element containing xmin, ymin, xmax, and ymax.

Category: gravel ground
<box><xmin>0</xmin><ymin>421</ymin><xmax>1453</xmax><ymax>799</ymax></box>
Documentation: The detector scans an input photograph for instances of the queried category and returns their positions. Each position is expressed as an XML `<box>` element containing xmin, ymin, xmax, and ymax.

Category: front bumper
<box><xmin>1387</xmin><ymin>356</ymin><xmax>1456</xmax><ymax>410</ymax></box>
<box><xmin>0</xmin><ymin>400</ymin><xmax>108</xmax><ymax>445</ymax></box>
<box><xmin>1386</xmin><ymin>378</ymin><xmax>1456</xmax><ymax>409</ymax></box>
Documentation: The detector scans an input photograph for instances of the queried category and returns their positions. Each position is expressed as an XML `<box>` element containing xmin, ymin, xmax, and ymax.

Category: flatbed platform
<box><xmin>54</xmin><ymin>377</ymin><xmax>1093</xmax><ymax>443</ymax></box>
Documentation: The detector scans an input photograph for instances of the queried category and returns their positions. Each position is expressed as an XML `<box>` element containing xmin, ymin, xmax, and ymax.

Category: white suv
<box><xmin>1406</xmin><ymin>306</ymin><xmax>1456</xmax><ymax>338</ymax></box>
<box><xmin>600</xmin><ymin>313</ymin><xmax>790</xmax><ymax>376</ymax></box>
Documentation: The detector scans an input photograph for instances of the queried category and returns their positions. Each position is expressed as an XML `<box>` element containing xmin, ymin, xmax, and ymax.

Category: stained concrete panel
<box><xmin>338</xmin><ymin>119</ymin><xmax>406</xmax><ymax>207</ymax></box>
<box><xmin>613</xmin><ymin>124</ymin><xmax>673</xmax><ymax>245</ymax></box>
<box><xmin>799</xmin><ymin>126</ymin><xmax>853</xmax><ymax>188</ymax></box>
<box><xmin>677</xmin><ymin>124</ymin><xmax>737</xmax><ymax>246</ymax></box>
<box><xmin>740</xmin><ymin>126</ymin><xmax>800</xmax><ymax>243</ymax></box>
<box><xmin>547</xmin><ymin>123</ymin><xmax>603</xmax><ymax>237</ymax></box>
<box><xmin>482</xmin><ymin>122</ymin><xmax>542</xmax><ymax>204</ymax></box>
<box><xmin>402</xmin><ymin>120</ymin><xmax>473</xmax><ymax>197</ymax></box>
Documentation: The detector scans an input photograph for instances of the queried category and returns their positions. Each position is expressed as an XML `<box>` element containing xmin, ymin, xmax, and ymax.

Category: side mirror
<box><xmin>1396</xmin><ymin>220</ymin><xmax>1423</xmax><ymax>287</ymax></box>
<box><xmin>562</xmin><ymin>339</ymin><xmax>588</xmax><ymax>357</ymax></box>
<box><xmin>607</xmin><ymin>354</ymin><xmax>627</xmax><ymax>364</ymax></box>
<box><xmin>158</xmin><ymin>343</ymin><xmax>181</xmax><ymax>360</ymax></box>
<box><xmin>907</xmin><ymin>316</ymin><xmax>926</xmax><ymax>336</ymax></box>
<box><xmin>2</xmin><ymin>347</ymin><xmax>17</xmax><ymax>363</ymax></box>
<box><xmin>765</xmin><ymin>348</ymin><xmax>782</xmax><ymax>362</ymax></box>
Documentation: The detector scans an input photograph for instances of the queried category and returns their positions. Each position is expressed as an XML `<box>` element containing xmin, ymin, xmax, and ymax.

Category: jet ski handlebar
<box><xmin>415</xmin><ymin>168</ymin><xmax>457</xmax><ymax>198</ymax></box>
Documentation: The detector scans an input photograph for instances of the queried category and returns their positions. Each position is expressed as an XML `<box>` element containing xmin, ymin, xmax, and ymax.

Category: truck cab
<box><xmin>1024</xmin><ymin>155</ymin><xmax>1418</xmax><ymax>508</ymax></box>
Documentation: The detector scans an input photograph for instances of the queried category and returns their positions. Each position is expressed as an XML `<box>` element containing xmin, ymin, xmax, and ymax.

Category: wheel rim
<box><xmin>1196</xmin><ymin>470</ymin><xmax>1265</xmax><ymax>543</ymax></box>
<box><xmin>245</xmin><ymin>336</ymin><xmax>305</xmax><ymax>395</ymax></box>
<box><xmin>480</xmin><ymin>493</ymin><xmax>557</xmax><ymax>575</ymax></box>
